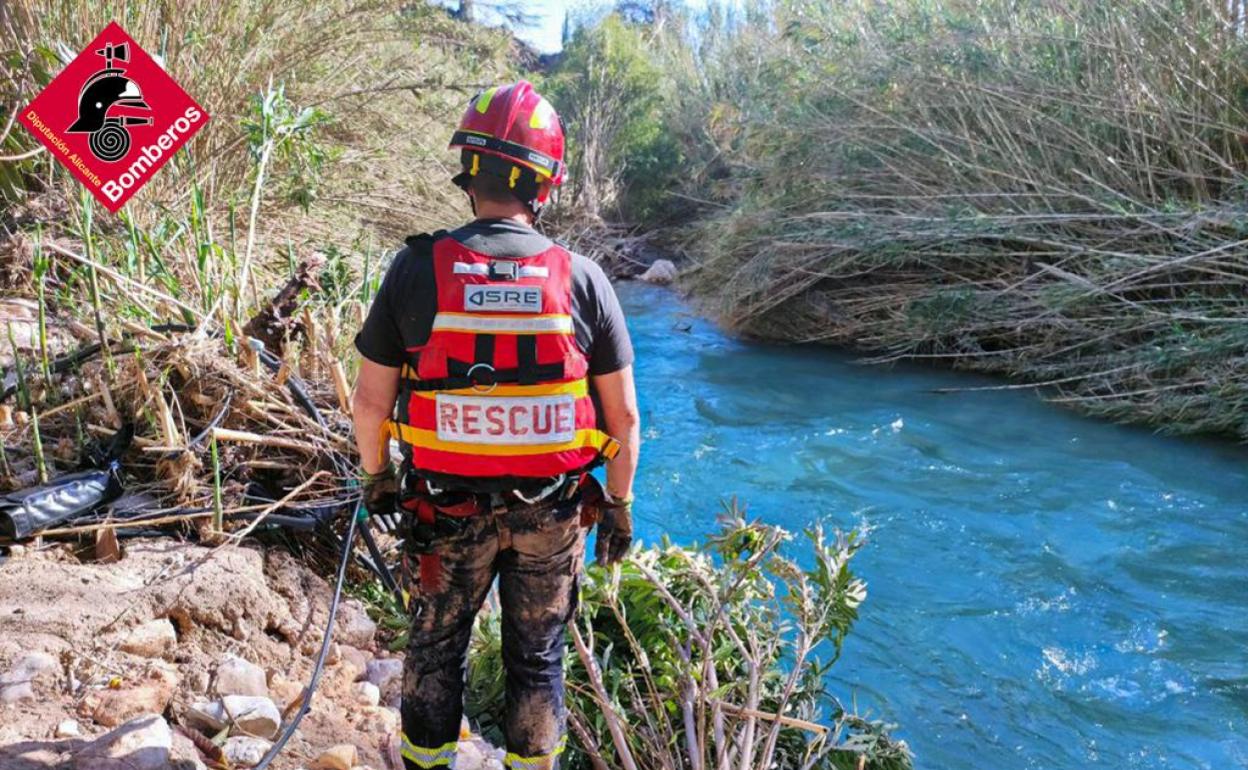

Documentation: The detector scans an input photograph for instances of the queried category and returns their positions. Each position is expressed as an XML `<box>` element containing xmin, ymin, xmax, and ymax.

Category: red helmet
<box><xmin>448</xmin><ymin>81</ymin><xmax>566</xmax><ymax>209</ymax></box>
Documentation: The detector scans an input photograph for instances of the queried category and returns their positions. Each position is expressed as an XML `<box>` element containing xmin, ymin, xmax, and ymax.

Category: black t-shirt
<box><xmin>355</xmin><ymin>218</ymin><xmax>634</xmax><ymax>376</ymax></box>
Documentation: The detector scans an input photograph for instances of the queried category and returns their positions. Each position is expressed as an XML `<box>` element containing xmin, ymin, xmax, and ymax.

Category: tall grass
<box><xmin>558</xmin><ymin>0</ymin><xmax>1248</xmax><ymax>438</ymax></box>
<box><xmin>0</xmin><ymin>0</ymin><xmax>515</xmax><ymax>489</ymax></box>
<box><xmin>2</xmin><ymin>0</ymin><xmax>512</xmax><ymax>336</ymax></box>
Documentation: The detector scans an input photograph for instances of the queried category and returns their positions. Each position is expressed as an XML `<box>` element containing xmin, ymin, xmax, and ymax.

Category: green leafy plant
<box><xmin>466</xmin><ymin>504</ymin><xmax>912</xmax><ymax>770</ymax></box>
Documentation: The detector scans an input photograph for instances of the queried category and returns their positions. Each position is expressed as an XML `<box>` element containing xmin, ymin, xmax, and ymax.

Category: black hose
<box><xmin>254</xmin><ymin>503</ymin><xmax>363</xmax><ymax>770</ymax></box>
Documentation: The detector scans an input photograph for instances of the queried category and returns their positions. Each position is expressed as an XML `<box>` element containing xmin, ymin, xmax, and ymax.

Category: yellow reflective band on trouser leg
<box><xmin>400</xmin><ymin>735</ymin><xmax>458</xmax><ymax>768</ymax></box>
<box><xmin>504</xmin><ymin>734</ymin><xmax>567</xmax><ymax>770</ymax></box>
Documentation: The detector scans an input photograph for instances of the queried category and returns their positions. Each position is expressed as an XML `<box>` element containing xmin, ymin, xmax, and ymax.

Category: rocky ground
<box><xmin>0</xmin><ymin>538</ymin><xmax>503</xmax><ymax>770</ymax></box>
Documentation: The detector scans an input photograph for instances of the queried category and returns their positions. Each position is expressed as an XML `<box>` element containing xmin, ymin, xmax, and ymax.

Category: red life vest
<box><xmin>386</xmin><ymin>234</ymin><xmax>618</xmax><ymax>480</ymax></box>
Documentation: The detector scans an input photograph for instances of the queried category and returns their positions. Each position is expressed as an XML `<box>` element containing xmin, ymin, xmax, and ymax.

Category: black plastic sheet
<box><xmin>0</xmin><ymin>464</ymin><xmax>124</xmax><ymax>540</ymax></box>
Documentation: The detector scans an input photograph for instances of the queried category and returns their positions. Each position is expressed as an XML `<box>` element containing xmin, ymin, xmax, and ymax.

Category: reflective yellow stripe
<box><xmin>529</xmin><ymin>98</ymin><xmax>554</xmax><ymax>130</ymax></box>
<box><xmin>400</xmin><ymin>736</ymin><xmax>458</xmax><ymax>768</ymax></box>
<box><xmin>393</xmin><ymin>423</ymin><xmax>615</xmax><ymax>457</ymax></box>
<box><xmin>504</xmin><ymin>735</ymin><xmax>567</xmax><ymax>769</ymax></box>
<box><xmin>601</xmin><ymin>435</ymin><xmax>622</xmax><ymax>460</ymax></box>
<box><xmin>475</xmin><ymin>86</ymin><xmax>498</xmax><ymax>114</ymax></box>
<box><xmin>432</xmin><ymin>313</ymin><xmax>573</xmax><ymax>335</ymax></box>
<box><xmin>413</xmin><ymin>380</ymin><xmax>589</xmax><ymax>399</ymax></box>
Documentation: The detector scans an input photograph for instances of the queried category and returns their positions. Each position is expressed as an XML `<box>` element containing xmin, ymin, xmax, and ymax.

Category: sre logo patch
<box><xmin>464</xmin><ymin>284</ymin><xmax>543</xmax><ymax>313</ymax></box>
<box><xmin>18</xmin><ymin>21</ymin><xmax>209</xmax><ymax>212</ymax></box>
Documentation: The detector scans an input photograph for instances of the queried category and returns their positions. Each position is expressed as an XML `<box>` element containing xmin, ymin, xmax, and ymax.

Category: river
<box><xmin>616</xmin><ymin>281</ymin><xmax>1248</xmax><ymax>770</ymax></box>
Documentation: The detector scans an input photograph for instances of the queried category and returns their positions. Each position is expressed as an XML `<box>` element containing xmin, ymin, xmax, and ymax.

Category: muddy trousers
<box><xmin>400</xmin><ymin>499</ymin><xmax>585</xmax><ymax>770</ymax></box>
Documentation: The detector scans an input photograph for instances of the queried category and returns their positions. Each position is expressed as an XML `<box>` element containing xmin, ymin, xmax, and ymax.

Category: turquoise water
<box><xmin>617</xmin><ymin>282</ymin><xmax>1248</xmax><ymax>770</ymax></box>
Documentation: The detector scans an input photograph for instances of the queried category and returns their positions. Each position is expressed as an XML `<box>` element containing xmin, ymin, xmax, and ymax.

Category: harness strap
<box><xmin>516</xmin><ymin>335</ymin><xmax>538</xmax><ymax>385</ymax></box>
<box><xmin>474</xmin><ymin>333</ymin><xmax>495</xmax><ymax>368</ymax></box>
<box><xmin>407</xmin><ymin>359</ymin><xmax>565</xmax><ymax>392</ymax></box>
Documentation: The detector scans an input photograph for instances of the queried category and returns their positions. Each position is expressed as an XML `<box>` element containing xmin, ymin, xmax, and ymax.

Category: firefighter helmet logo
<box><xmin>66</xmin><ymin>42</ymin><xmax>154</xmax><ymax>162</ymax></box>
<box><xmin>17</xmin><ymin>22</ymin><xmax>209</xmax><ymax>212</ymax></box>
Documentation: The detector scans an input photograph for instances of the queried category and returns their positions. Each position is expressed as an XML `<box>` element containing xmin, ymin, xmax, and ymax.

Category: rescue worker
<box><xmin>350</xmin><ymin>81</ymin><xmax>640</xmax><ymax>770</ymax></box>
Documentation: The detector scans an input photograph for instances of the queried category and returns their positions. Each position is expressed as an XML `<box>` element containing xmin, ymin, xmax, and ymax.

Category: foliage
<box><xmin>467</xmin><ymin>505</ymin><xmax>912</xmax><ymax>770</ymax></box>
<box><xmin>541</xmin><ymin>12</ymin><xmax>687</xmax><ymax>222</ymax></box>
<box><xmin>0</xmin><ymin>0</ymin><xmax>515</xmax><ymax>494</ymax></box>
<box><xmin>553</xmin><ymin>0</ymin><xmax>1248</xmax><ymax>439</ymax></box>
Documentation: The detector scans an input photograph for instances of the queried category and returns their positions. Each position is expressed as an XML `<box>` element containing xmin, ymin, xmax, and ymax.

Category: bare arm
<box><xmin>352</xmin><ymin>358</ymin><xmax>400</xmax><ymax>474</ymax></box>
<box><xmin>592</xmin><ymin>365</ymin><xmax>640</xmax><ymax>499</ymax></box>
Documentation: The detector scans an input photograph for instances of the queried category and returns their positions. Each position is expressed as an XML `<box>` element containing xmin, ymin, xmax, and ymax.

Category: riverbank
<box><xmin>0</xmin><ymin>2</ymin><xmax>911</xmax><ymax>767</ymax></box>
<box><xmin>542</xmin><ymin>2</ymin><xmax>1248</xmax><ymax>441</ymax></box>
<box><xmin>0</xmin><ymin>538</ymin><xmax>418</xmax><ymax>770</ymax></box>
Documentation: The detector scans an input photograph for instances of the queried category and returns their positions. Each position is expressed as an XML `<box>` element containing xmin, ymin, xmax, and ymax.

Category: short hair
<box><xmin>468</xmin><ymin>169</ymin><xmax>520</xmax><ymax>205</ymax></box>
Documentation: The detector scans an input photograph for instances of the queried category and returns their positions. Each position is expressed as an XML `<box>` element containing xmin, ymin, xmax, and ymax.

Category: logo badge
<box><xmin>18</xmin><ymin>22</ymin><xmax>209</xmax><ymax>212</ymax></box>
<box><xmin>464</xmin><ymin>284</ymin><xmax>543</xmax><ymax>313</ymax></box>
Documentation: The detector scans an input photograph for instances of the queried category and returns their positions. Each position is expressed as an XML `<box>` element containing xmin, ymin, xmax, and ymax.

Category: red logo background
<box><xmin>18</xmin><ymin>21</ymin><xmax>209</xmax><ymax>212</ymax></box>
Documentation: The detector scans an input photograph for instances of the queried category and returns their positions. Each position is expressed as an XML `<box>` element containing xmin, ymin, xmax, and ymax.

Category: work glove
<box><xmin>361</xmin><ymin>464</ymin><xmax>400</xmax><ymax>533</ymax></box>
<box><xmin>594</xmin><ymin>493</ymin><xmax>634</xmax><ymax>567</ymax></box>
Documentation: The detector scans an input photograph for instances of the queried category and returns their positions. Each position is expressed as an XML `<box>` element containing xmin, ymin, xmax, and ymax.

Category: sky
<box><xmin>469</xmin><ymin>0</ymin><xmax>598</xmax><ymax>54</ymax></box>
<box><xmin>515</xmin><ymin>0</ymin><xmax>581</xmax><ymax>53</ymax></box>
<box><xmin>481</xmin><ymin>0</ymin><xmax>725</xmax><ymax>54</ymax></box>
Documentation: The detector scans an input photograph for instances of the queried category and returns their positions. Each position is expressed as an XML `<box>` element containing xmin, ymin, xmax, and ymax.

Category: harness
<box><xmin>383</xmin><ymin>231</ymin><xmax>619</xmax><ymax>483</ymax></box>
<box><xmin>380</xmin><ymin>231</ymin><xmax>619</xmax><ymax>589</ymax></box>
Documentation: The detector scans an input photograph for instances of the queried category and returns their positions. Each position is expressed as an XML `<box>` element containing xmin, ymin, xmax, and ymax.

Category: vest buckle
<box><xmin>466</xmin><ymin>362</ymin><xmax>497</xmax><ymax>393</ymax></box>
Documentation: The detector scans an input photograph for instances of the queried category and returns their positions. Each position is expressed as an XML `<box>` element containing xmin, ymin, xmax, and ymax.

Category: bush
<box><xmin>541</xmin><ymin>12</ymin><xmax>688</xmax><ymax>223</ymax></box>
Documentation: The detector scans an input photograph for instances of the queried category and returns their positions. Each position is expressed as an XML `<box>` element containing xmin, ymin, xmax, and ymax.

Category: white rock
<box><xmin>222</xmin><ymin>736</ymin><xmax>272</xmax><ymax>767</ymax></box>
<box><xmin>214</xmin><ymin>654</ymin><xmax>268</xmax><ymax>697</ymax></box>
<box><xmin>72</xmin><ymin>714</ymin><xmax>171</xmax><ymax>770</ymax></box>
<box><xmin>311</xmin><ymin>743</ymin><xmax>357</xmax><ymax>770</ymax></box>
<box><xmin>365</xmin><ymin>658</ymin><xmax>403</xmax><ymax>694</ymax></box>
<box><xmin>56</xmin><ymin>719</ymin><xmax>81</xmax><ymax>737</ymax></box>
<box><xmin>640</xmin><ymin>259</ymin><xmax>678</xmax><ymax>284</ymax></box>
<box><xmin>184</xmin><ymin>699</ymin><xmax>228</xmax><ymax>733</ymax></box>
<box><xmin>456</xmin><ymin>739</ymin><xmax>488</xmax><ymax>770</ymax></box>
<box><xmin>120</xmin><ymin>619</ymin><xmax>177</xmax><ymax>658</ymax></box>
<box><xmin>0</xmin><ymin>651</ymin><xmax>58</xmax><ymax>703</ymax></box>
<box><xmin>334</xmin><ymin>600</ymin><xmax>377</xmax><ymax>648</ymax></box>
<box><xmin>356</xmin><ymin>705</ymin><xmax>400</xmax><ymax>735</ymax></box>
<box><xmin>80</xmin><ymin>662</ymin><xmax>178</xmax><ymax>727</ymax></box>
<box><xmin>267</xmin><ymin>670</ymin><xmax>304</xmax><ymax>707</ymax></box>
<box><xmin>222</xmin><ymin>694</ymin><xmax>281</xmax><ymax>739</ymax></box>
<box><xmin>353</xmin><ymin>681</ymin><xmax>380</xmax><ymax>706</ymax></box>
<box><xmin>338</xmin><ymin>645</ymin><xmax>371</xmax><ymax>680</ymax></box>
